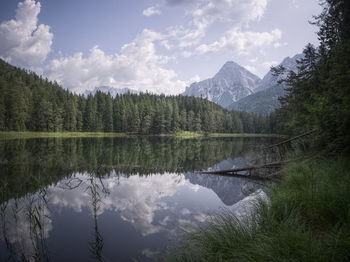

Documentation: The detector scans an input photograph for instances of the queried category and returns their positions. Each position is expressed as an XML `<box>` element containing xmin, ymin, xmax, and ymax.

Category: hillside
<box><xmin>0</xmin><ymin>59</ymin><xmax>271</xmax><ymax>134</ymax></box>
<box><xmin>229</xmin><ymin>54</ymin><xmax>302</xmax><ymax>115</ymax></box>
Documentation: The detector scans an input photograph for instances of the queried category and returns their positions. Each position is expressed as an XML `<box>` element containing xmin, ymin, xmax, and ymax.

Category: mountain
<box><xmin>229</xmin><ymin>54</ymin><xmax>303</xmax><ymax>115</ymax></box>
<box><xmin>182</xmin><ymin>61</ymin><xmax>261</xmax><ymax>108</ymax></box>
<box><xmin>256</xmin><ymin>54</ymin><xmax>303</xmax><ymax>92</ymax></box>
<box><xmin>184</xmin><ymin>157</ymin><xmax>251</xmax><ymax>205</ymax></box>
<box><xmin>84</xmin><ymin>86</ymin><xmax>138</xmax><ymax>97</ymax></box>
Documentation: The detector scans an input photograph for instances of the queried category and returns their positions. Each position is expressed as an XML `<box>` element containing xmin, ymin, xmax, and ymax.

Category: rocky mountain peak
<box><xmin>182</xmin><ymin>60</ymin><xmax>261</xmax><ymax>108</ymax></box>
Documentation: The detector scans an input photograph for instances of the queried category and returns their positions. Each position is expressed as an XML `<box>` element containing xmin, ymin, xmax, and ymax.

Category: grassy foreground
<box><xmin>165</xmin><ymin>156</ymin><xmax>350</xmax><ymax>262</ymax></box>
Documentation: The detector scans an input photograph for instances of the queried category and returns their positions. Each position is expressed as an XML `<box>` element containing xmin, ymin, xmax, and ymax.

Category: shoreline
<box><xmin>165</xmin><ymin>156</ymin><xmax>350</xmax><ymax>261</ymax></box>
<box><xmin>0</xmin><ymin>131</ymin><xmax>282</xmax><ymax>140</ymax></box>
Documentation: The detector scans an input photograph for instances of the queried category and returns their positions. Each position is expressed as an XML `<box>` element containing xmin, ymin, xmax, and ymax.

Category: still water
<box><xmin>0</xmin><ymin>137</ymin><xmax>276</xmax><ymax>261</ymax></box>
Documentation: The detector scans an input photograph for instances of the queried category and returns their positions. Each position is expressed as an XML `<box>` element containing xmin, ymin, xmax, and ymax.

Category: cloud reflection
<box><xmin>47</xmin><ymin>172</ymin><xmax>213</xmax><ymax>237</ymax></box>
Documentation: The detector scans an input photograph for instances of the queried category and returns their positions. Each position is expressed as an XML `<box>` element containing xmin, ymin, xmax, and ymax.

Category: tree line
<box><xmin>272</xmin><ymin>0</ymin><xmax>350</xmax><ymax>152</ymax></box>
<box><xmin>0</xmin><ymin>59</ymin><xmax>272</xmax><ymax>134</ymax></box>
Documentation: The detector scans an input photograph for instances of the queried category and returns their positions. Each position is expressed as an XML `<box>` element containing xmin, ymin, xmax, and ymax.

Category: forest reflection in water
<box><xmin>0</xmin><ymin>137</ymin><xmax>277</xmax><ymax>261</ymax></box>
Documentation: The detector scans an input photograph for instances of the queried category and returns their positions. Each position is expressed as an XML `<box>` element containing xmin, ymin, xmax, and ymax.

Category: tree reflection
<box><xmin>87</xmin><ymin>176</ymin><xmax>110</xmax><ymax>262</ymax></box>
<box><xmin>0</xmin><ymin>137</ymin><xmax>273</xmax><ymax>203</ymax></box>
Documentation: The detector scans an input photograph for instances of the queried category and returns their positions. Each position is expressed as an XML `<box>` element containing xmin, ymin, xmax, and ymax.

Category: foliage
<box><xmin>0</xmin><ymin>59</ymin><xmax>272</xmax><ymax>135</ymax></box>
<box><xmin>273</xmin><ymin>0</ymin><xmax>350</xmax><ymax>152</ymax></box>
<box><xmin>165</xmin><ymin>156</ymin><xmax>350</xmax><ymax>262</ymax></box>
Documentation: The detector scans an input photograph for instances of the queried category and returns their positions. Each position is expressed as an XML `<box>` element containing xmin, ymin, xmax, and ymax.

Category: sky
<box><xmin>0</xmin><ymin>0</ymin><xmax>322</xmax><ymax>95</ymax></box>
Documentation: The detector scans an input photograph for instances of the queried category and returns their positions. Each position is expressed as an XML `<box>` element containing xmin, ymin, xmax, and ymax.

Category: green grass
<box><xmin>164</xmin><ymin>156</ymin><xmax>350</xmax><ymax>262</ymax></box>
<box><xmin>208</xmin><ymin>133</ymin><xmax>283</xmax><ymax>138</ymax></box>
<box><xmin>173</xmin><ymin>131</ymin><xmax>281</xmax><ymax>139</ymax></box>
<box><xmin>0</xmin><ymin>131</ymin><xmax>281</xmax><ymax>140</ymax></box>
<box><xmin>0</xmin><ymin>131</ymin><xmax>127</xmax><ymax>139</ymax></box>
<box><xmin>173</xmin><ymin>131</ymin><xmax>203</xmax><ymax>139</ymax></box>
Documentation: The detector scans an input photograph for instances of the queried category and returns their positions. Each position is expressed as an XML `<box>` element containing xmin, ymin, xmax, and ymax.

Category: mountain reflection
<box><xmin>0</xmin><ymin>137</ymin><xmax>276</xmax><ymax>261</ymax></box>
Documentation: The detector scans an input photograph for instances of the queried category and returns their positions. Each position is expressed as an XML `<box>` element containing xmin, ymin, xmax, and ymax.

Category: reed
<box><xmin>165</xmin><ymin>156</ymin><xmax>350</xmax><ymax>262</ymax></box>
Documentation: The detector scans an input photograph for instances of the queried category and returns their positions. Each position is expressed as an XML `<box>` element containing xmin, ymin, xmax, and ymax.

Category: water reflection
<box><xmin>0</xmin><ymin>191</ymin><xmax>52</xmax><ymax>262</ymax></box>
<box><xmin>0</xmin><ymin>137</ymin><xmax>277</xmax><ymax>261</ymax></box>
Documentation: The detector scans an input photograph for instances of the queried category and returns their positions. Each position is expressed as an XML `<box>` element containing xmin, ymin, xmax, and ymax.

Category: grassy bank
<box><xmin>208</xmin><ymin>133</ymin><xmax>282</xmax><ymax>138</ymax></box>
<box><xmin>165</xmin><ymin>156</ymin><xmax>350</xmax><ymax>261</ymax></box>
<box><xmin>173</xmin><ymin>131</ymin><xmax>203</xmax><ymax>139</ymax></box>
<box><xmin>0</xmin><ymin>131</ymin><xmax>280</xmax><ymax>140</ymax></box>
<box><xmin>173</xmin><ymin>131</ymin><xmax>281</xmax><ymax>139</ymax></box>
<box><xmin>0</xmin><ymin>131</ymin><xmax>127</xmax><ymax>139</ymax></box>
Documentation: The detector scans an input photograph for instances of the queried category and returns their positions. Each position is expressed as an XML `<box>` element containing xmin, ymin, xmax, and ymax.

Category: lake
<box><xmin>0</xmin><ymin>137</ymin><xmax>277</xmax><ymax>262</ymax></box>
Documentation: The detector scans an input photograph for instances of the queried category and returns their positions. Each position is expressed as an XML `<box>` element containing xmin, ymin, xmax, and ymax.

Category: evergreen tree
<box><xmin>0</xmin><ymin>59</ymin><xmax>272</xmax><ymax>135</ymax></box>
<box><xmin>274</xmin><ymin>0</ymin><xmax>350</xmax><ymax>151</ymax></box>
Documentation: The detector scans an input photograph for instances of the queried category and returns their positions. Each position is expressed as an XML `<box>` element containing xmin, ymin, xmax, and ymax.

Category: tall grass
<box><xmin>164</xmin><ymin>156</ymin><xmax>350</xmax><ymax>261</ymax></box>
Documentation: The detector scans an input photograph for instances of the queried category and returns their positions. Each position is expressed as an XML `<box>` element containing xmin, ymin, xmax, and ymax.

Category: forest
<box><xmin>272</xmin><ymin>0</ymin><xmax>350</xmax><ymax>152</ymax></box>
<box><xmin>0</xmin><ymin>60</ymin><xmax>272</xmax><ymax>135</ymax></box>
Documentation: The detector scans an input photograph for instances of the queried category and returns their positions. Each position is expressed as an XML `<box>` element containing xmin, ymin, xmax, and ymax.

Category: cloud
<box><xmin>0</xmin><ymin>0</ymin><xmax>53</xmax><ymax>68</ymax></box>
<box><xmin>196</xmin><ymin>28</ymin><xmax>282</xmax><ymax>55</ymax></box>
<box><xmin>261</xmin><ymin>60</ymin><xmax>279</xmax><ymax>69</ymax></box>
<box><xmin>244</xmin><ymin>65</ymin><xmax>258</xmax><ymax>75</ymax></box>
<box><xmin>46</xmin><ymin>29</ymin><xmax>187</xmax><ymax>94</ymax></box>
<box><xmin>48</xmin><ymin>172</ymin><xmax>209</xmax><ymax>237</ymax></box>
<box><xmin>166</xmin><ymin>24</ymin><xmax>207</xmax><ymax>48</ymax></box>
<box><xmin>181</xmin><ymin>51</ymin><xmax>192</xmax><ymax>58</ymax></box>
<box><xmin>187</xmin><ymin>75</ymin><xmax>200</xmax><ymax>84</ymax></box>
<box><xmin>191</xmin><ymin>0</ymin><xmax>269</xmax><ymax>27</ymax></box>
<box><xmin>162</xmin><ymin>0</ymin><xmax>271</xmax><ymax>53</ymax></box>
<box><xmin>165</xmin><ymin>0</ymin><xmax>198</xmax><ymax>7</ymax></box>
<box><xmin>165</xmin><ymin>0</ymin><xmax>268</xmax><ymax>27</ymax></box>
<box><xmin>249</xmin><ymin>57</ymin><xmax>259</xmax><ymax>63</ymax></box>
<box><xmin>143</xmin><ymin>5</ymin><xmax>162</xmax><ymax>17</ymax></box>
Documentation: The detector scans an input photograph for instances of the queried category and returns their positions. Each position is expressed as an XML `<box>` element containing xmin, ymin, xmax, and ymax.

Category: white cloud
<box><xmin>262</xmin><ymin>60</ymin><xmax>279</xmax><ymax>69</ymax></box>
<box><xmin>46</xmin><ymin>29</ymin><xmax>187</xmax><ymax>94</ymax></box>
<box><xmin>186</xmin><ymin>75</ymin><xmax>201</xmax><ymax>84</ymax></box>
<box><xmin>166</xmin><ymin>23</ymin><xmax>207</xmax><ymax>49</ymax></box>
<box><xmin>160</xmin><ymin>40</ymin><xmax>173</xmax><ymax>50</ymax></box>
<box><xmin>163</xmin><ymin>0</ymin><xmax>270</xmax><ymax>51</ymax></box>
<box><xmin>196</xmin><ymin>28</ymin><xmax>282</xmax><ymax>55</ymax></box>
<box><xmin>48</xmin><ymin>172</ymin><xmax>210</xmax><ymax>237</ymax></box>
<box><xmin>191</xmin><ymin>0</ymin><xmax>269</xmax><ymax>27</ymax></box>
<box><xmin>249</xmin><ymin>57</ymin><xmax>259</xmax><ymax>63</ymax></box>
<box><xmin>273</xmin><ymin>41</ymin><xmax>288</xmax><ymax>48</ymax></box>
<box><xmin>244</xmin><ymin>65</ymin><xmax>258</xmax><ymax>75</ymax></box>
<box><xmin>143</xmin><ymin>5</ymin><xmax>162</xmax><ymax>17</ymax></box>
<box><xmin>181</xmin><ymin>51</ymin><xmax>192</xmax><ymax>58</ymax></box>
<box><xmin>166</xmin><ymin>0</ymin><xmax>268</xmax><ymax>26</ymax></box>
<box><xmin>0</xmin><ymin>0</ymin><xmax>53</xmax><ymax>68</ymax></box>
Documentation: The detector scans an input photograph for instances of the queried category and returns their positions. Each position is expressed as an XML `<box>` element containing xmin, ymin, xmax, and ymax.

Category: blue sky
<box><xmin>0</xmin><ymin>0</ymin><xmax>321</xmax><ymax>94</ymax></box>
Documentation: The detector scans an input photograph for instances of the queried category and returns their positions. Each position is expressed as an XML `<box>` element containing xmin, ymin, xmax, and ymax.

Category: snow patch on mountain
<box><xmin>182</xmin><ymin>61</ymin><xmax>261</xmax><ymax>108</ymax></box>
